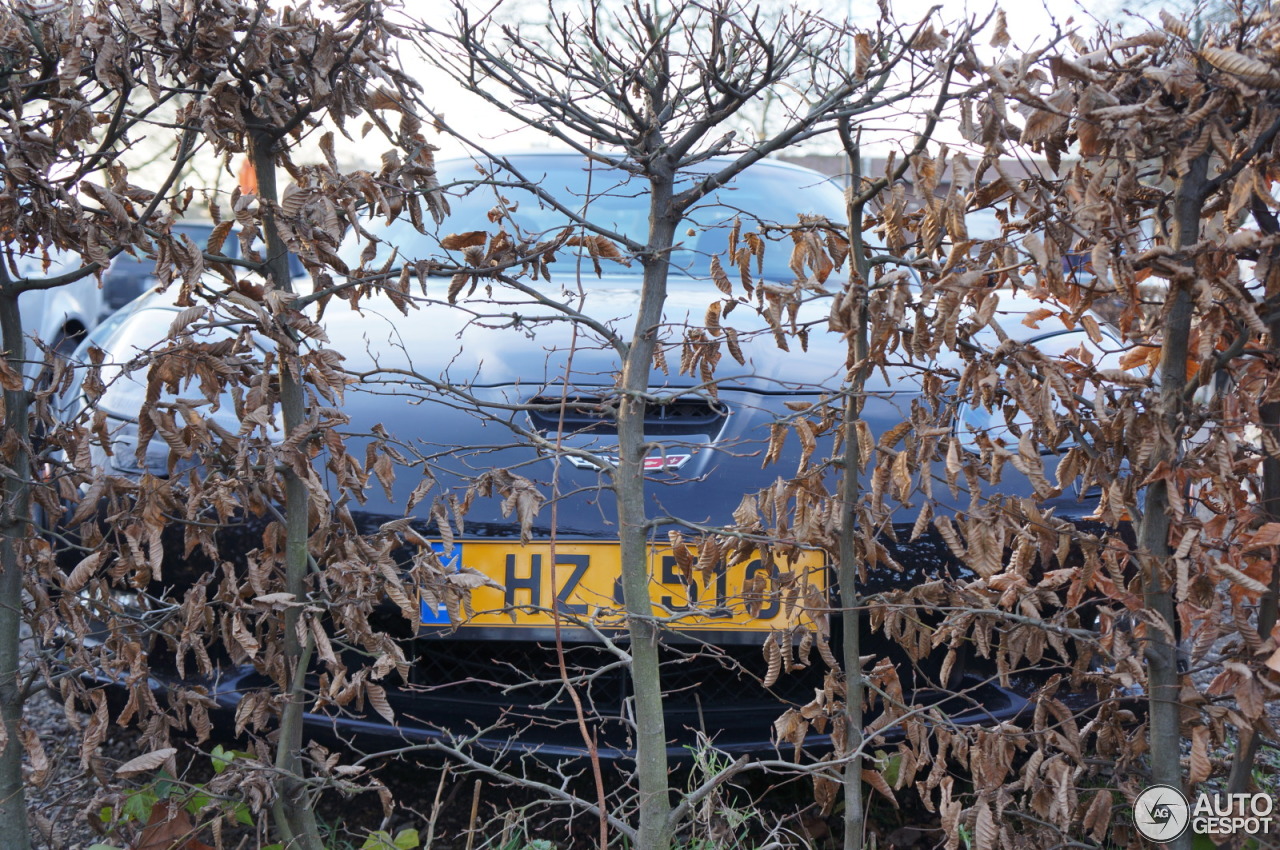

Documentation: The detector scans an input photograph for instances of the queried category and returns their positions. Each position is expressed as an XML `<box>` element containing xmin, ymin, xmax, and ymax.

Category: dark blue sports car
<box><xmin>55</xmin><ymin>153</ymin><xmax>1120</xmax><ymax>758</ymax></box>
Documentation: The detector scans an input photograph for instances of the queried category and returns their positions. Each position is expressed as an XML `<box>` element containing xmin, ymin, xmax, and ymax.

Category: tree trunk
<box><xmin>840</xmin><ymin>142</ymin><xmax>872</xmax><ymax>850</ymax></box>
<box><xmin>1136</xmin><ymin>152</ymin><xmax>1207</xmax><ymax>850</ymax></box>
<box><xmin>616</xmin><ymin>171</ymin><xmax>678</xmax><ymax>850</ymax></box>
<box><xmin>0</xmin><ymin>286</ymin><xmax>32</xmax><ymax>850</ymax></box>
<box><xmin>248</xmin><ymin>130</ymin><xmax>325</xmax><ymax>850</ymax></box>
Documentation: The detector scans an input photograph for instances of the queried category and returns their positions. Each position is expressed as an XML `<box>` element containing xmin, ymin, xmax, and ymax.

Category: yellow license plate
<box><xmin>418</xmin><ymin>542</ymin><xmax>826</xmax><ymax>635</ymax></box>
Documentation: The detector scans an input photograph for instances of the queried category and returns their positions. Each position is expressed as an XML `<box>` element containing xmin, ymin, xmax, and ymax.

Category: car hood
<box><xmin>324</xmin><ymin>272</ymin><xmax>844</xmax><ymax>394</ymax></box>
<box><xmin>311</xmin><ymin>274</ymin><xmax>1115</xmax><ymax>535</ymax></box>
<box><xmin>91</xmin><ymin>273</ymin><xmax>1116</xmax><ymax>538</ymax></box>
<box><xmin>322</xmin><ymin>272</ymin><xmax>1090</xmax><ymax>398</ymax></box>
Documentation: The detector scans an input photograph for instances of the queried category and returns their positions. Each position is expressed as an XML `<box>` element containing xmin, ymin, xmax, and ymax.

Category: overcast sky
<box><xmin>385</xmin><ymin>0</ymin><xmax>1145</xmax><ymax>165</ymax></box>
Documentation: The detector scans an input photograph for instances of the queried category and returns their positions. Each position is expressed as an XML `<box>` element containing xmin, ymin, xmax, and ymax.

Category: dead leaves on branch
<box><xmin>177</xmin><ymin>1</ymin><xmax>420</xmax><ymax>151</ymax></box>
<box><xmin>738</xmin><ymin>56</ymin><xmax>1280</xmax><ymax>841</ymax></box>
<box><xmin>3</xmin><ymin>0</ymin><xmax>430</xmax><ymax>292</ymax></box>
<box><xmin>22</xmin><ymin>1</ymin><xmax>457</xmax><ymax>809</ymax></box>
<box><xmin>1201</xmin><ymin>46</ymin><xmax>1280</xmax><ymax>89</ymax></box>
<box><xmin>21</xmin><ymin>4</ymin><xmax>1280</xmax><ymax>848</ymax></box>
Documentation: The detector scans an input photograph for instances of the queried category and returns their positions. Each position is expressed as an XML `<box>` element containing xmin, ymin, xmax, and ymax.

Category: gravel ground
<box><xmin>1188</xmin><ymin>631</ymin><xmax>1280</xmax><ymax>801</ymax></box>
<box><xmin>25</xmin><ymin>688</ymin><xmax>137</xmax><ymax>850</ymax></box>
<box><xmin>21</xmin><ymin>688</ymin><xmax>527</xmax><ymax>850</ymax></box>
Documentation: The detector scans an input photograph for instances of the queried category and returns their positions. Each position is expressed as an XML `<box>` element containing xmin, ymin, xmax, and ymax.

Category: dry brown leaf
<box><xmin>854</xmin><ymin>32</ymin><xmax>872</xmax><ymax>77</ymax></box>
<box><xmin>762</xmin><ymin>636</ymin><xmax>782</xmax><ymax>688</ymax></box>
<box><xmin>1215</xmin><ymin>561</ymin><xmax>1269</xmax><ymax>594</ymax></box>
<box><xmin>22</xmin><ymin>725</ymin><xmax>48</xmax><ymax>785</ymax></box>
<box><xmin>795</xmin><ymin>418</ymin><xmax>817</xmax><ymax>470</ymax></box>
<box><xmin>909</xmin><ymin>24</ymin><xmax>945</xmax><ymax>51</ymax></box>
<box><xmin>1245</xmin><ymin>522</ymin><xmax>1280</xmax><ymax>551</ymax></box>
<box><xmin>974</xmin><ymin>797</ymin><xmax>997</xmax><ymax>850</ymax></box>
<box><xmin>1113</xmin><ymin>29</ymin><xmax>1168</xmax><ymax>50</ymax></box>
<box><xmin>705</xmin><ymin>301</ymin><xmax>722</xmax><ymax>337</ymax></box>
<box><xmin>724</xmin><ymin>326</ymin><xmax>745</xmax><ymax>365</ymax></box>
<box><xmin>230</xmin><ymin>614</ymin><xmax>260</xmax><ymax>658</ymax></box>
<box><xmin>763</xmin><ymin>422</ymin><xmax>787</xmax><ymax>467</ymax></box>
<box><xmin>116</xmin><ymin>747</ymin><xmax>178</xmax><ymax>777</ymax></box>
<box><xmin>1189</xmin><ymin>725</ymin><xmax>1212</xmax><ymax>784</ymax></box>
<box><xmin>710</xmin><ymin>254</ymin><xmax>733</xmax><ymax>296</ymax></box>
<box><xmin>1201</xmin><ymin>47</ymin><xmax>1280</xmax><ymax>88</ymax></box>
<box><xmin>440</xmin><ymin>231</ymin><xmax>488</xmax><ymax>250</ymax></box>
<box><xmin>813</xmin><ymin>771</ymin><xmax>838</xmax><ymax>816</ymax></box>
<box><xmin>131</xmin><ymin>800</ymin><xmax>216</xmax><ymax>850</ymax></box>
<box><xmin>366</xmin><ymin>682</ymin><xmax>396</xmax><ymax>724</ymax></box>
<box><xmin>774</xmin><ymin>707</ymin><xmax>808</xmax><ymax>759</ymax></box>
<box><xmin>668</xmin><ymin>531</ymin><xmax>694</xmax><ymax>582</ymax></box>
<box><xmin>862</xmin><ymin>767</ymin><xmax>899</xmax><ymax>806</ymax></box>
<box><xmin>990</xmin><ymin>10</ymin><xmax>1009</xmax><ymax>48</ymax></box>
<box><xmin>856</xmin><ymin>420</ymin><xmax>873</xmax><ymax>472</ymax></box>
<box><xmin>878</xmin><ymin>421</ymin><xmax>911</xmax><ymax>450</ymax></box>
<box><xmin>1082</xmin><ymin>789</ymin><xmax>1112</xmax><ymax>842</ymax></box>
<box><xmin>63</xmin><ymin>551</ymin><xmax>104</xmax><ymax>593</ymax></box>
<box><xmin>1080</xmin><ymin>313</ymin><xmax>1103</xmax><ymax>344</ymax></box>
<box><xmin>447</xmin><ymin>273</ymin><xmax>469</xmax><ymax>304</ymax></box>
<box><xmin>1021</xmin><ymin>307</ymin><xmax>1056</xmax><ymax>329</ymax></box>
<box><xmin>1159</xmin><ymin>9</ymin><xmax>1188</xmax><ymax>37</ymax></box>
<box><xmin>1119</xmin><ymin>344</ymin><xmax>1160</xmax><ymax>372</ymax></box>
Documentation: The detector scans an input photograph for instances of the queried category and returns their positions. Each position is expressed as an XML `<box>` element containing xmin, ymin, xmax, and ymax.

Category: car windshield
<box><xmin>340</xmin><ymin>155</ymin><xmax>848</xmax><ymax>283</ymax></box>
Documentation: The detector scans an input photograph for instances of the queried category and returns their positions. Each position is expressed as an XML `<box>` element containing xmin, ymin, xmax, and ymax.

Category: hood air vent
<box><xmin>526</xmin><ymin>395</ymin><xmax>728</xmax><ymax>438</ymax></box>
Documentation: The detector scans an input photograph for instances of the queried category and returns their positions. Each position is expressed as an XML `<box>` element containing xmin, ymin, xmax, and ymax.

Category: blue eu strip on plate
<box><xmin>419</xmin><ymin>542</ymin><xmax>463</xmax><ymax>625</ymax></box>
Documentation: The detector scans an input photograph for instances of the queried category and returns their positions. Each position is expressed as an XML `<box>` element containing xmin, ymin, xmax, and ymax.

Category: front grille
<box><xmin>410</xmin><ymin>639</ymin><xmax>821</xmax><ymax>716</ymax></box>
<box><xmin>525</xmin><ymin>395</ymin><xmax>728</xmax><ymax>438</ymax></box>
<box><xmin>332</xmin><ymin>634</ymin><xmax>1026</xmax><ymax>753</ymax></box>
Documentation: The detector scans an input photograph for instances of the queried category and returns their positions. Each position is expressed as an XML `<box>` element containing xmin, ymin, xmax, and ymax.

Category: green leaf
<box><xmin>233</xmin><ymin>802</ymin><xmax>255</xmax><ymax>827</ymax></box>
<box><xmin>87</xmin><ymin>844</ymin><xmax>125</xmax><ymax>850</ymax></box>
<box><xmin>185</xmin><ymin>792</ymin><xmax>212</xmax><ymax>815</ymax></box>
<box><xmin>261</xmin><ymin>845</ymin><xmax>283</xmax><ymax>850</ymax></box>
<box><xmin>210</xmin><ymin>744</ymin><xmax>234</xmax><ymax>774</ymax></box>
<box><xmin>122</xmin><ymin>789</ymin><xmax>158</xmax><ymax>823</ymax></box>
<box><xmin>394</xmin><ymin>828</ymin><xmax>420</xmax><ymax>850</ymax></box>
<box><xmin>879</xmin><ymin>753</ymin><xmax>902</xmax><ymax>788</ymax></box>
<box><xmin>98</xmin><ymin>806</ymin><xmax>114</xmax><ymax>824</ymax></box>
<box><xmin>154</xmin><ymin>770</ymin><xmax>176</xmax><ymax>799</ymax></box>
<box><xmin>362</xmin><ymin>832</ymin><xmax>395</xmax><ymax>850</ymax></box>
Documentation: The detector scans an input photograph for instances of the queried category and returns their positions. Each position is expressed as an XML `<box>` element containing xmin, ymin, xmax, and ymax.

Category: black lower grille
<box><xmin>525</xmin><ymin>394</ymin><xmax>728</xmax><ymax>437</ymax></box>
<box><xmin>410</xmin><ymin>639</ymin><xmax>822</xmax><ymax>717</ymax></box>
